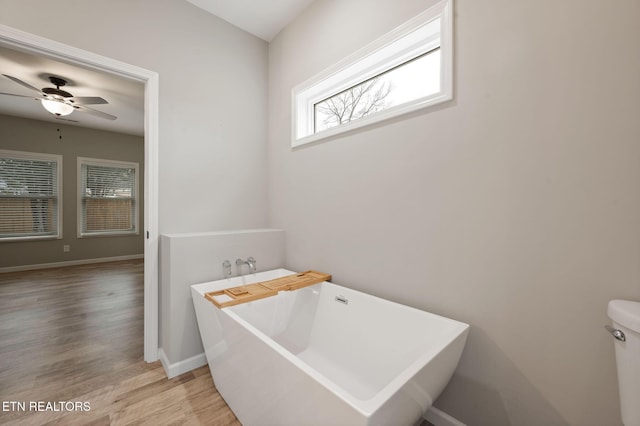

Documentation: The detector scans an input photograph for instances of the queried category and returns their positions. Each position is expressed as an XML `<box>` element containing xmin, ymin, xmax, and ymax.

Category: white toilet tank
<box><xmin>608</xmin><ymin>299</ymin><xmax>640</xmax><ymax>426</ymax></box>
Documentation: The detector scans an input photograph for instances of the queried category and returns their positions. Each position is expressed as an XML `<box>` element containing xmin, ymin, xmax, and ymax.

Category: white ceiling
<box><xmin>0</xmin><ymin>1</ymin><xmax>310</xmax><ymax>136</ymax></box>
<box><xmin>0</xmin><ymin>45</ymin><xmax>145</xmax><ymax>137</ymax></box>
<box><xmin>186</xmin><ymin>0</ymin><xmax>315</xmax><ymax>41</ymax></box>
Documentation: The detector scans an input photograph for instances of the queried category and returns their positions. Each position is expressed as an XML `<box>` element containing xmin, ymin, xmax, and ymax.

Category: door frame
<box><xmin>0</xmin><ymin>24</ymin><xmax>160</xmax><ymax>362</ymax></box>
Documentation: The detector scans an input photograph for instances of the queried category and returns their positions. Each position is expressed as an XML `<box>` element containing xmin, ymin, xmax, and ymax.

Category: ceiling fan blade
<box><xmin>74</xmin><ymin>104</ymin><xmax>117</xmax><ymax>120</ymax></box>
<box><xmin>67</xmin><ymin>96</ymin><xmax>108</xmax><ymax>105</ymax></box>
<box><xmin>55</xmin><ymin>116</ymin><xmax>79</xmax><ymax>123</ymax></box>
<box><xmin>0</xmin><ymin>92</ymin><xmax>41</xmax><ymax>99</ymax></box>
<box><xmin>2</xmin><ymin>74</ymin><xmax>43</xmax><ymax>94</ymax></box>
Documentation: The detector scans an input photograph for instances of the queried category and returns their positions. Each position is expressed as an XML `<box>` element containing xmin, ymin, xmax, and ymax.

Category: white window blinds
<box><xmin>0</xmin><ymin>150</ymin><xmax>62</xmax><ymax>240</ymax></box>
<box><xmin>79</xmin><ymin>158</ymin><xmax>138</xmax><ymax>236</ymax></box>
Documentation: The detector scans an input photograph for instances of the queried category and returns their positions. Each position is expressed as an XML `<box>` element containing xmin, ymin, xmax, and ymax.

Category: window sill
<box><xmin>78</xmin><ymin>231</ymin><xmax>139</xmax><ymax>238</ymax></box>
<box><xmin>0</xmin><ymin>235</ymin><xmax>62</xmax><ymax>242</ymax></box>
<box><xmin>292</xmin><ymin>90</ymin><xmax>452</xmax><ymax>148</ymax></box>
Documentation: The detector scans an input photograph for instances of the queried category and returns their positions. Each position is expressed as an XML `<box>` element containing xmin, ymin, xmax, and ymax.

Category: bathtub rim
<box><xmin>191</xmin><ymin>268</ymin><xmax>469</xmax><ymax>417</ymax></box>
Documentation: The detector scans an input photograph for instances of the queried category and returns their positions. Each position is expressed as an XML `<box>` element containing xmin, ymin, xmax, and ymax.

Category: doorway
<box><xmin>0</xmin><ymin>24</ymin><xmax>160</xmax><ymax>362</ymax></box>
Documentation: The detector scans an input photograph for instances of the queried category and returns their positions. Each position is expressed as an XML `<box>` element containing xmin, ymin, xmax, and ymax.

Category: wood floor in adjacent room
<box><xmin>0</xmin><ymin>260</ymin><xmax>240</xmax><ymax>426</ymax></box>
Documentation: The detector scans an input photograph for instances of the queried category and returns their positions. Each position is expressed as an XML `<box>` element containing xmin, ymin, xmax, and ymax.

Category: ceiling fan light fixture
<box><xmin>41</xmin><ymin>99</ymin><xmax>74</xmax><ymax>116</ymax></box>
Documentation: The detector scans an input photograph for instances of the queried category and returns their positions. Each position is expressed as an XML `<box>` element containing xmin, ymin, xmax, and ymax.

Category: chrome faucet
<box><xmin>247</xmin><ymin>257</ymin><xmax>256</xmax><ymax>272</ymax></box>
<box><xmin>236</xmin><ymin>257</ymin><xmax>257</xmax><ymax>274</ymax></box>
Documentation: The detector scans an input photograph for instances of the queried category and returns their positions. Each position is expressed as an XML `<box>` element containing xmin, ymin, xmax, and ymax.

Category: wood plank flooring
<box><xmin>0</xmin><ymin>260</ymin><xmax>240</xmax><ymax>426</ymax></box>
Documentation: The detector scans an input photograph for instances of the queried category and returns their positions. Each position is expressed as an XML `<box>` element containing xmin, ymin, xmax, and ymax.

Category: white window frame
<box><xmin>77</xmin><ymin>157</ymin><xmax>139</xmax><ymax>238</ymax></box>
<box><xmin>0</xmin><ymin>149</ymin><xmax>63</xmax><ymax>241</ymax></box>
<box><xmin>291</xmin><ymin>0</ymin><xmax>453</xmax><ymax>147</ymax></box>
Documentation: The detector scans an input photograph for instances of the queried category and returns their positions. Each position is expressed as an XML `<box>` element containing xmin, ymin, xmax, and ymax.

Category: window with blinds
<box><xmin>78</xmin><ymin>157</ymin><xmax>138</xmax><ymax>237</ymax></box>
<box><xmin>0</xmin><ymin>150</ymin><xmax>62</xmax><ymax>241</ymax></box>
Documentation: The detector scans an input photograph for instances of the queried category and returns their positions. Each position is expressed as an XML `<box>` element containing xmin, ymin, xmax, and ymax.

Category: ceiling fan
<box><xmin>0</xmin><ymin>74</ymin><xmax>117</xmax><ymax>120</ymax></box>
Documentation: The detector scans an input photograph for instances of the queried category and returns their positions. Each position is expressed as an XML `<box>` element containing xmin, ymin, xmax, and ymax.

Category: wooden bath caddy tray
<box><xmin>204</xmin><ymin>270</ymin><xmax>331</xmax><ymax>308</ymax></box>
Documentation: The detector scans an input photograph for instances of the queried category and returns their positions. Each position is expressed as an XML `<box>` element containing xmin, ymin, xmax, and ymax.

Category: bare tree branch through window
<box><xmin>315</xmin><ymin>76</ymin><xmax>393</xmax><ymax>132</ymax></box>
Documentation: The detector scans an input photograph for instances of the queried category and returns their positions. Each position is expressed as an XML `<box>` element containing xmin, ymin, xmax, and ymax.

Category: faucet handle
<box><xmin>222</xmin><ymin>260</ymin><xmax>232</xmax><ymax>276</ymax></box>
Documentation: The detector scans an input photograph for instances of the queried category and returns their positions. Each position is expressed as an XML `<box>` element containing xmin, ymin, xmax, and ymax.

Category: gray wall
<box><xmin>0</xmin><ymin>0</ymin><xmax>269</xmax><ymax>235</ymax></box>
<box><xmin>268</xmin><ymin>0</ymin><xmax>640</xmax><ymax>425</ymax></box>
<box><xmin>0</xmin><ymin>114</ymin><xmax>144</xmax><ymax>267</ymax></box>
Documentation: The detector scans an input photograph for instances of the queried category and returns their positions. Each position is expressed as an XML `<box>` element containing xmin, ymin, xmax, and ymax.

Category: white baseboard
<box><xmin>425</xmin><ymin>406</ymin><xmax>466</xmax><ymax>426</ymax></box>
<box><xmin>158</xmin><ymin>348</ymin><xmax>207</xmax><ymax>379</ymax></box>
<box><xmin>0</xmin><ymin>254</ymin><xmax>144</xmax><ymax>273</ymax></box>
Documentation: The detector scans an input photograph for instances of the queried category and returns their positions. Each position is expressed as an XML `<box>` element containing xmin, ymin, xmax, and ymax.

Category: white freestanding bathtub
<box><xmin>191</xmin><ymin>269</ymin><xmax>468</xmax><ymax>426</ymax></box>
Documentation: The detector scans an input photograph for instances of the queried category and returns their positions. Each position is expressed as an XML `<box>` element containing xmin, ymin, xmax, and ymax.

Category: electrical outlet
<box><xmin>63</xmin><ymin>245</ymin><xmax>70</xmax><ymax>252</ymax></box>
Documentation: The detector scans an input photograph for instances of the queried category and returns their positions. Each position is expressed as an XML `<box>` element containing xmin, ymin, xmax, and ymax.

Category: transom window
<box><xmin>78</xmin><ymin>157</ymin><xmax>139</xmax><ymax>237</ymax></box>
<box><xmin>0</xmin><ymin>150</ymin><xmax>62</xmax><ymax>241</ymax></box>
<box><xmin>292</xmin><ymin>0</ymin><xmax>453</xmax><ymax>147</ymax></box>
